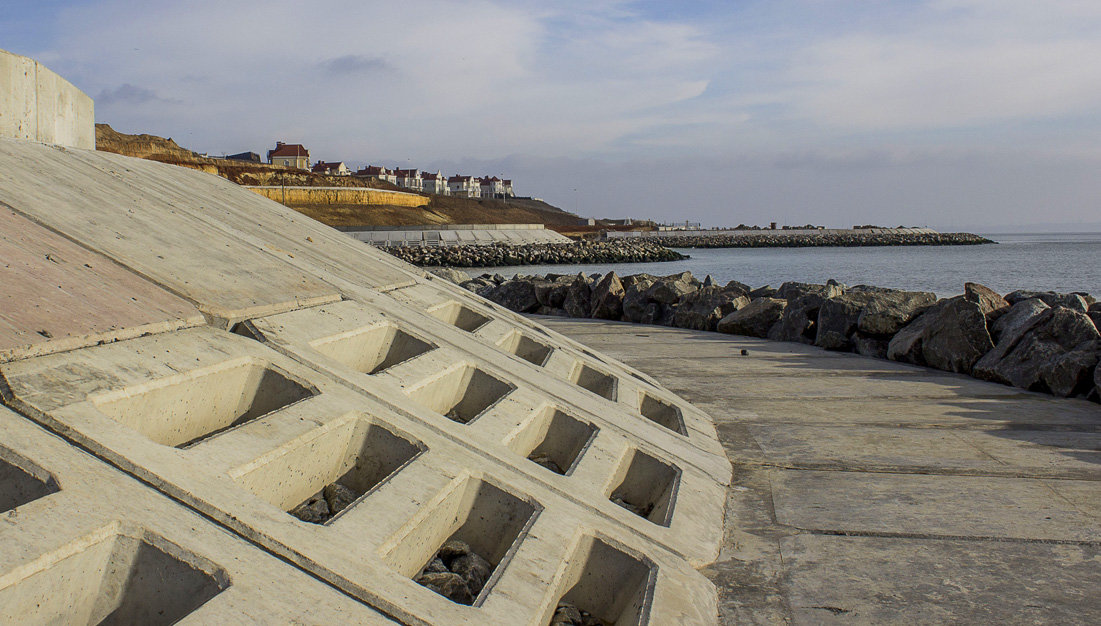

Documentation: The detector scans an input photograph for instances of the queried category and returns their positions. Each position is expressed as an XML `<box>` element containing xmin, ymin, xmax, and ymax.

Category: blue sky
<box><xmin>4</xmin><ymin>0</ymin><xmax>1100</xmax><ymax>229</ymax></box>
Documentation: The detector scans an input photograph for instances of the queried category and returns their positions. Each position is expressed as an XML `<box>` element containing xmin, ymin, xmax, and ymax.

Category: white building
<box><xmin>354</xmin><ymin>165</ymin><xmax>397</xmax><ymax>184</ymax></box>
<box><xmin>421</xmin><ymin>170</ymin><xmax>449</xmax><ymax>195</ymax></box>
<box><xmin>394</xmin><ymin>168</ymin><xmax>423</xmax><ymax>192</ymax></box>
<box><xmin>448</xmin><ymin>175</ymin><xmax>480</xmax><ymax>198</ymax></box>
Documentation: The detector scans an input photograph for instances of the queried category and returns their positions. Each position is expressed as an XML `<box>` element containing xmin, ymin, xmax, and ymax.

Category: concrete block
<box><xmin>0</xmin><ymin>48</ymin><xmax>93</xmax><ymax>148</ymax></box>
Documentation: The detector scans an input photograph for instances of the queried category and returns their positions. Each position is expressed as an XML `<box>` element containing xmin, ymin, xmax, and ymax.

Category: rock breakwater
<box><xmin>385</xmin><ymin>239</ymin><xmax>686</xmax><ymax>267</ymax></box>
<box><xmin>630</xmin><ymin>231</ymin><xmax>993</xmax><ymax>248</ymax></box>
<box><xmin>434</xmin><ymin>269</ymin><xmax>1100</xmax><ymax>402</ymax></box>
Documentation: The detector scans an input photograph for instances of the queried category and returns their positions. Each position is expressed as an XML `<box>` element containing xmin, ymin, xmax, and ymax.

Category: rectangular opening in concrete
<box><xmin>310</xmin><ymin>323</ymin><xmax>436</xmax><ymax>375</ymax></box>
<box><xmin>608</xmin><ymin>449</ymin><xmax>680</xmax><ymax>527</ymax></box>
<box><xmin>0</xmin><ymin>449</ymin><xmax>59</xmax><ymax>514</ymax></box>
<box><xmin>92</xmin><ymin>358</ymin><xmax>316</xmax><ymax>448</ymax></box>
<box><xmin>428</xmin><ymin>301</ymin><xmax>491</xmax><ymax>333</ymax></box>
<box><xmin>638</xmin><ymin>392</ymin><xmax>687</xmax><ymax>435</ymax></box>
<box><xmin>406</xmin><ymin>364</ymin><xmax>514</xmax><ymax>425</ymax></box>
<box><xmin>232</xmin><ymin>416</ymin><xmax>424</xmax><ymax>525</ymax></box>
<box><xmin>383</xmin><ymin>478</ymin><xmax>539</xmax><ymax>606</ymax></box>
<box><xmin>570</xmin><ymin>362</ymin><xmax>618</xmax><ymax>401</ymax></box>
<box><xmin>496</xmin><ymin>330</ymin><xmax>553</xmax><ymax>367</ymax></box>
<box><xmin>506</xmin><ymin>406</ymin><xmax>597</xmax><ymax>476</ymax></box>
<box><xmin>549</xmin><ymin>536</ymin><xmax>654</xmax><ymax>626</ymax></box>
<box><xmin>0</xmin><ymin>529</ymin><xmax>229</xmax><ymax>625</ymax></box>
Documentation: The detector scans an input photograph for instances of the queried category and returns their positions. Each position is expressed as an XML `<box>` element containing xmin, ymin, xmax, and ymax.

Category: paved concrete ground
<box><xmin>538</xmin><ymin>317</ymin><xmax>1101</xmax><ymax>625</ymax></box>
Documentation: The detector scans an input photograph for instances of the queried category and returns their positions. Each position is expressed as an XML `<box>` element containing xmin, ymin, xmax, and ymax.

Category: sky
<box><xmin>4</xmin><ymin>0</ymin><xmax>1101</xmax><ymax>230</ymax></box>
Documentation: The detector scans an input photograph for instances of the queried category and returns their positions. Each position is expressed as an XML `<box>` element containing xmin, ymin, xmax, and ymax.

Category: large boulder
<box><xmin>485</xmin><ymin>279</ymin><xmax>539</xmax><ymax>313</ymax></box>
<box><xmin>856</xmin><ymin>288</ymin><xmax>937</xmax><ymax>336</ymax></box>
<box><xmin>532</xmin><ymin>277</ymin><xmax>570</xmax><ymax>308</ymax></box>
<box><xmin>964</xmin><ymin>282</ymin><xmax>1010</xmax><ymax>321</ymax></box>
<box><xmin>815</xmin><ymin>291</ymin><xmax>879</xmax><ymax>350</ymax></box>
<box><xmin>622</xmin><ymin>278</ymin><xmax>656</xmax><ymax>323</ymax></box>
<box><xmin>774</xmin><ymin>280</ymin><xmax>844</xmax><ymax>301</ymax></box>
<box><xmin>645</xmin><ymin>278</ymin><xmax>696</xmax><ymax>305</ymax></box>
<box><xmin>673</xmin><ymin>287</ymin><xmax>750</xmax><ymax>331</ymax></box>
<box><xmin>1005</xmin><ymin>290</ymin><xmax>1089</xmax><ymax>312</ymax></box>
<box><xmin>590</xmin><ymin>272</ymin><xmax>625</xmax><ymax>320</ymax></box>
<box><xmin>562</xmin><ymin>275</ymin><xmax>592</xmax><ymax>318</ymax></box>
<box><xmin>852</xmin><ymin>332</ymin><xmax>891</xmax><ymax>359</ymax></box>
<box><xmin>717</xmin><ymin>298</ymin><xmax>786</xmax><ymax>337</ymax></box>
<box><xmin>749</xmin><ymin>285</ymin><xmax>777</xmax><ymax>299</ymax></box>
<box><xmin>768</xmin><ymin>293</ymin><xmax>826</xmax><ymax>344</ymax></box>
<box><xmin>886</xmin><ymin>296</ymin><xmax>994</xmax><ymax>373</ymax></box>
<box><xmin>974</xmin><ymin>307</ymin><xmax>1100</xmax><ymax>396</ymax></box>
<box><xmin>973</xmin><ymin>298</ymin><xmax>1052</xmax><ymax>379</ymax></box>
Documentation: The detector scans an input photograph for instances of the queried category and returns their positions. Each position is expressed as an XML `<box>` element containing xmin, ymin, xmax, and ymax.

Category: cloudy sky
<box><xmin>6</xmin><ymin>1</ymin><xmax>1101</xmax><ymax>230</ymax></box>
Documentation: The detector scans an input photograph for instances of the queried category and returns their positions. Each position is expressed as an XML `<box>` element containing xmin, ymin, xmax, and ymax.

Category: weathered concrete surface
<box><xmin>0</xmin><ymin>136</ymin><xmax>730</xmax><ymax>624</ymax></box>
<box><xmin>0</xmin><ymin>48</ymin><xmax>94</xmax><ymax>149</ymax></box>
<box><xmin>539</xmin><ymin>318</ymin><xmax>1101</xmax><ymax>625</ymax></box>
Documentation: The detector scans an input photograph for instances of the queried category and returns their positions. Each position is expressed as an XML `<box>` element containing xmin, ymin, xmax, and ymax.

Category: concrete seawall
<box><xmin>246</xmin><ymin>184</ymin><xmax>430</xmax><ymax>208</ymax></box>
<box><xmin>0</xmin><ymin>48</ymin><xmax>94</xmax><ymax>149</ymax></box>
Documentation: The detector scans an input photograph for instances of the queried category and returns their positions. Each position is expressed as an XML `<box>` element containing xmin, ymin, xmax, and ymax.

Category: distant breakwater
<box><xmin>384</xmin><ymin>239</ymin><xmax>686</xmax><ymax>267</ymax></box>
<box><xmin>626</xmin><ymin>231</ymin><xmax>994</xmax><ymax>248</ymax></box>
<box><xmin>433</xmin><ymin>268</ymin><xmax>1100</xmax><ymax>402</ymax></box>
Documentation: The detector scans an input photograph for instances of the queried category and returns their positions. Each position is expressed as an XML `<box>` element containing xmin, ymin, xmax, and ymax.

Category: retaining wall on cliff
<box><xmin>0</xmin><ymin>48</ymin><xmax>94</xmax><ymax>149</ymax></box>
<box><xmin>246</xmin><ymin>184</ymin><xmax>430</xmax><ymax>207</ymax></box>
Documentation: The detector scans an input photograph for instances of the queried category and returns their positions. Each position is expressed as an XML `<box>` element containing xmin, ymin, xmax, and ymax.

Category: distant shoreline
<box><xmin>611</xmin><ymin>230</ymin><xmax>994</xmax><ymax>248</ymax></box>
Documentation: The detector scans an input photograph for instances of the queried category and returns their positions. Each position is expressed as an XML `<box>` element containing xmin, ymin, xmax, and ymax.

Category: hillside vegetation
<box><xmin>94</xmin><ymin>124</ymin><xmax>580</xmax><ymax>227</ymax></box>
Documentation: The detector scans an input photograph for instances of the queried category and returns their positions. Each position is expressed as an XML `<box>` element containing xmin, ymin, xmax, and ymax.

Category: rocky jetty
<box><xmin>384</xmin><ymin>239</ymin><xmax>685</xmax><ymax>267</ymax></box>
<box><xmin>435</xmin><ymin>269</ymin><xmax>1100</xmax><ymax>402</ymax></box>
<box><xmin>632</xmin><ymin>231</ymin><xmax>993</xmax><ymax>248</ymax></box>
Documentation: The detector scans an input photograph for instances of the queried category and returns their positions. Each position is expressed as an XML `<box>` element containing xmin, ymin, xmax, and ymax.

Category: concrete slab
<box><xmin>780</xmin><ymin>534</ymin><xmax>1101</xmax><ymax>624</ymax></box>
<box><xmin>0</xmin><ymin>207</ymin><xmax>204</xmax><ymax>362</ymax></box>
<box><xmin>0</xmin><ymin>406</ymin><xmax>396</xmax><ymax>624</ymax></box>
<box><xmin>541</xmin><ymin>318</ymin><xmax>1101</xmax><ymax>624</ymax></box>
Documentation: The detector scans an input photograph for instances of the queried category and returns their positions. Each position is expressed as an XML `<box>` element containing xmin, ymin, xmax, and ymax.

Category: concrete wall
<box><xmin>246</xmin><ymin>185</ymin><xmax>430</xmax><ymax>208</ymax></box>
<box><xmin>0</xmin><ymin>49</ymin><xmax>94</xmax><ymax>149</ymax></box>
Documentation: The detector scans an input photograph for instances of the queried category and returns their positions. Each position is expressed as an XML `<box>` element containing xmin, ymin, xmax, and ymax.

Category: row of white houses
<box><xmin>267</xmin><ymin>141</ymin><xmax>516</xmax><ymax>198</ymax></box>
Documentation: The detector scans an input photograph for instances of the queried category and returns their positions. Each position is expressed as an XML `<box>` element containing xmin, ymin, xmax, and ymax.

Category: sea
<box><xmin>467</xmin><ymin>232</ymin><xmax>1101</xmax><ymax>298</ymax></box>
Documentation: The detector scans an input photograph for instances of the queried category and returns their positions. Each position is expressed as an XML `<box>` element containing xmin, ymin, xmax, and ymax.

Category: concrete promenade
<box><xmin>539</xmin><ymin>317</ymin><xmax>1101</xmax><ymax>624</ymax></box>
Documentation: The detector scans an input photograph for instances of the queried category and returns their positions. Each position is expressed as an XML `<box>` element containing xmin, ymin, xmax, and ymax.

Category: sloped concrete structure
<box><xmin>0</xmin><ymin>48</ymin><xmax>94</xmax><ymax>149</ymax></box>
<box><xmin>0</xmin><ymin>60</ymin><xmax>730</xmax><ymax>624</ymax></box>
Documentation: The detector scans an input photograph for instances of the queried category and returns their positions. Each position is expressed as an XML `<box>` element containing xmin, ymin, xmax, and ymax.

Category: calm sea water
<box><xmin>467</xmin><ymin>233</ymin><xmax>1101</xmax><ymax>297</ymax></box>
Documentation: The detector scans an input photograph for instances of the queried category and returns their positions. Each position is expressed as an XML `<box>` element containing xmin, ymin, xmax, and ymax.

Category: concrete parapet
<box><xmin>247</xmin><ymin>185</ymin><xmax>430</xmax><ymax>208</ymax></box>
<box><xmin>0</xmin><ymin>49</ymin><xmax>94</xmax><ymax>149</ymax></box>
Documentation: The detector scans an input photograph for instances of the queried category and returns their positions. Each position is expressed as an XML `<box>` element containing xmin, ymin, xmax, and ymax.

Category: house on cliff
<box><xmin>354</xmin><ymin>165</ymin><xmax>397</xmax><ymax>184</ymax></box>
<box><xmin>421</xmin><ymin>171</ymin><xmax>449</xmax><ymax>195</ymax></box>
<box><xmin>267</xmin><ymin>142</ymin><xmax>310</xmax><ymax>169</ymax></box>
<box><xmin>448</xmin><ymin>175</ymin><xmax>480</xmax><ymax>198</ymax></box>
<box><xmin>393</xmin><ymin>168</ymin><xmax>423</xmax><ymax>192</ymax></box>
<box><xmin>311</xmin><ymin>161</ymin><xmax>350</xmax><ymax>176</ymax></box>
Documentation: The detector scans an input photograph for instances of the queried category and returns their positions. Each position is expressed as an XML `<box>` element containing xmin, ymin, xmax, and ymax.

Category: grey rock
<box><xmin>717</xmin><ymin>298</ymin><xmax>787</xmax><ymax>337</ymax></box>
<box><xmin>290</xmin><ymin>494</ymin><xmax>330</xmax><ymax>524</ymax></box>
<box><xmin>590</xmin><ymin>272</ymin><xmax>625</xmax><ymax>320</ymax></box>
<box><xmin>973</xmin><ymin>299</ymin><xmax>1052</xmax><ymax>379</ymax></box>
<box><xmin>673</xmin><ymin>287</ymin><xmax>750</xmax><ymax>331</ymax></box>
<box><xmin>562</xmin><ymin>276</ymin><xmax>593</xmax><ymax>318</ymax></box>
<box><xmin>816</xmin><ymin>291</ymin><xmax>880</xmax><ymax>351</ymax></box>
<box><xmin>438</xmin><ymin>539</ymin><xmax>472</xmax><ymax>562</ymax></box>
<box><xmin>322</xmin><ymin>482</ymin><xmax>357</xmax><ymax>515</ymax></box>
<box><xmin>856</xmin><ymin>289</ymin><xmax>937</xmax><ymax>336</ymax></box>
<box><xmin>1090</xmin><ymin>301</ymin><xmax>1101</xmax><ymax>313</ymax></box>
<box><xmin>415</xmin><ymin>572</ymin><xmax>473</xmax><ymax>604</ymax></box>
<box><xmin>533</xmin><ymin>279</ymin><xmax>568</xmax><ymax>308</ymax></box>
<box><xmin>749</xmin><ymin>285</ymin><xmax>777</xmax><ymax>299</ymax></box>
<box><xmin>485</xmin><ymin>279</ymin><xmax>539</xmax><ymax>313</ymax></box>
<box><xmin>552</xmin><ymin>603</ymin><xmax>583</xmax><ymax>626</ymax></box>
<box><xmin>1005</xmin><ymin>290</ymin><xmax>1088</xmax><ymax>312</ymax></box>
<box><xmin>646</xmin><ymin>278</ymin><xmax>696</xmax><ymax>305</ymax></box>
<box><xmin>450</xmin><ymin>552</ymin><xmax>493</xmax><ymax>596</ymax></box>
<box><xmin>767</xmin><ymin>293</ymin><xmax>826</xmax><ymax>344</ymax></box>
<box><xmin>529</xmin><ymin>452</ymin><xmax>564</xmax><ymax>474</ymax></box>
<box><xmin>887</xmin><ymin>296</ymin><xmax>994</xmax><ymax>373</ymax></box>
<box><xmin>424</xmin><ymin>557</ymin><xmax>449</xmax><ymax>574</ymax></box>
<box><xmin>621</xmin><ymin>279</ymin><xmax>656</xmax><ymax>323</ymax></box>
<box><xmin>1089</xmin><ymin>310</ymin><xmax>1101</xmax><ymax>330</ymax></box>
<box><xmin>852</xmin><ymin>332</ymin><xmax>890</xmax><ymax>359</ymax></box>
<box><xmin>774</xmin><ymin>281</ymin><xmax>844</xmax><ymax>301</ymax></box>
<box><xmin>977</xmin><ymin>308</ymin><xmax>1100</xmax><ymax>395</ymax></box>
<box><xmin>964</xmin><ymin>282</ymin><xmax>1009</xmax><ymax>321</ymax></box>
<box><xmin>724</xmin><ymin>279</ymin><xmax>752</xmax><ymax>296</ymax></box>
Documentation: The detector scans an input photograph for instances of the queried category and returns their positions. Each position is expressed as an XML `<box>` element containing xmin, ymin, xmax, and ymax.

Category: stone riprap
<box><xmin>455</xmin><ymin>271</ymin><xmax>1101</xmax><ymax>402</ymax></box>
<box><xmin>622</xmin><ymin>231</ymin><xmax>993</xmax><ymax>248</ymax></box>
<box><xmin>0</xmin><ymin>136</ymin><xmax>730</xmax><ymax>623</ymax></box>
<box><xmin>385</xmin><ymin>239</ymin><xmax>686</xmax><ymax>267</ymax></box>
